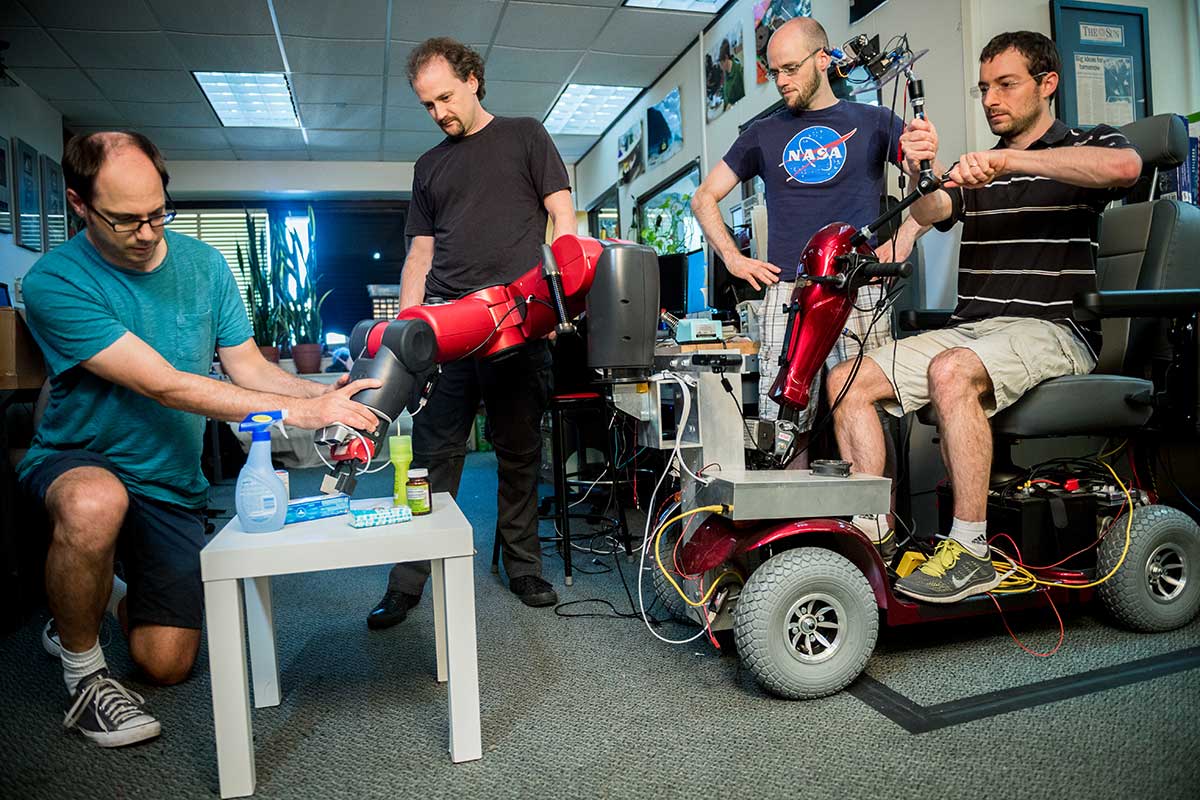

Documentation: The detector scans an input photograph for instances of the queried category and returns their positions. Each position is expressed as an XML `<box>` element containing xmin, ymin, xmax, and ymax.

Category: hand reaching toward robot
<box><xmin>726</xmin><ymin>252</ymin><xmax>781</xmax><ymax>291</ymax></box>
<box><xmin>899</xmin><ymin>117</ymin><xmax>939</xmax><ymax>177</ymax></box>
<box><xmin>943</xmin><ymin>150</ymin><xmax>1010</xmax><ymax>189</ymax></box>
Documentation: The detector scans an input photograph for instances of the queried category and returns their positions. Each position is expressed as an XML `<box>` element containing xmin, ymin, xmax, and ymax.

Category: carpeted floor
<box><xmin>2</xmin><ymin>452</ymin><xmax>1198</xmax><ymax>799</ymax></box>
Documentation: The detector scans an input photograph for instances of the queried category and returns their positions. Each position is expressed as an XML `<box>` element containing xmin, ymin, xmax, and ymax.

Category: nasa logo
<box><xmin>779</xmin><ymin>125</ymin><xmax>858</xmax><ymax>184</ymax></box>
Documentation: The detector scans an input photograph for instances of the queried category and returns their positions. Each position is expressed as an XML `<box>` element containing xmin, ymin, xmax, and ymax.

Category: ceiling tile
<box><xmin>0</xmin><ymin>4</ymin><xmax>37</xmax><ymax>26</ymax></box>
<box><xmin>299</xmin><ymin>103</ymin><xmax>384</xmax><ymax>130</ymax></box>
<box><xmin>160</xmin><ymin>149</ymin><xmax>237</xmax><ymax>161</ymax></box>
<box><xmin>284</xmin><ymin>37</ymin><xmax>386</xmax><ymax>76</ymax></box>
<box><xmin>391</xmin><ymin>0</ymin><xmax>503</xmax><ymax>44</ymax></box>
<box><xmin>135</xmin><ymin>127</ymin><xmax>232</xmax><ymax>149</ymax></box>
<box><xmin>11</xmin><ymin>67</ymin><xmax>104</xmax><ymax>100</ymax></box>
<box><xmin>22</xmin><ymin>0</ymin><xmax>158</xmax><ymax>31</ymax></box>
<box><xmin>384</xmin><ymin>105</ymin><xmax>434</xmax><ymax>132</ymax></box>
<box><xmin>146</xmin><ymin>0</ymin><xmax>276</xmax><ymax>35</ymax></box>
<box><xmin>1</xmin><ymin>28</ymin><xmax>74</xmax><ymax>68</ymax></box>
<box><xmin>494</xmin><ymin>2</ymin><xmax>613</xmax><ymax>50</ymax></box>
<box><xmin>51</xmin><ymin>30</ymin><xmax>182</xmax><ymax>70</ymax></box>
<box><xmin>318</xmin><ymin>150</ymin><xmax>386</xmax><ymax>161</ymax></box>
<box><xmin>273</xmin><ymin>0</ymin><xmax>388</xmax><ymax>39</ymax></box>
<box><xmin>233</xmin><ymin>149</ymin><xmax>312</xmax><ymax>161</ymax></box>
<box><xmin>54</xmin><ymin>99</ymin><xmax>127</xmax><ymax>125</ymax></box>
<box><xmin>222</xmin><ymin>128</ymin><xmax>308</xmax><ymax>150</ymax></box>
<box><xmin>291</xmin><ymin>74</ymin><xmax>383</xmax><ymax>105</ymax></box>
<box><xmin>167</xmin><ymin>33</ymin><xmax>284</xmax><ymax>72</ymax></box>
<box><xmin>518</xmin><ymin>0</ymin><xmax>622</xmax><ymax>5</ymax></box>
<box><xmin>382</xmin><ymin>130</ymin><xmax>445</xmax><ymax>152</ymax></box>
<box><xmin>482</xmin><ymin>79</ymin><xmax>562</xmax><ymax>115</ymax></box>
<box><xmin>111</xmin><ymin>101</ymin><xmax>218</xmax><ymax>127</ymax></box>
<box><xmin>306</xmin><ymin>130</ymin><xmax>380</xmax><ymax>150</ymax></box>
<box><xmin>486</xmin><ymin>46</ymin><xmax>582</xmax><ymax>84</ymax></box>
<box><xmin>591</xmin><ymin>8</ymin><xmax>708</xmax><ymax>56</ymax></box>
<box><xmin>87</xmin><ymin>69</ymin><xmax>205</xmax><ymax>103</ymax></box>
<box><xmin>572</xmin><ymin>51</ymin><xmax>671</xmax><ymax>87</ymax></box>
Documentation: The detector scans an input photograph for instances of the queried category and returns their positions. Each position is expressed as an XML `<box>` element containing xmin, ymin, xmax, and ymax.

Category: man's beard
<box><xmin>988</xmin><ymin>101</ymin><xmax>1040</xmax><ymax>141</ymax></box>
<box><xmin>783</xmin><ymin>69</ymin><xmax>820</xmax><ymax>112</ymax></box>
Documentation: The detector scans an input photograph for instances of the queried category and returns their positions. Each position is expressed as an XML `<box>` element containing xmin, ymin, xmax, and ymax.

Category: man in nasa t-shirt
<box><xmin>692</xmin><ymin>17</ymin><xmax>930</xmax><ymax>440</ymax></box>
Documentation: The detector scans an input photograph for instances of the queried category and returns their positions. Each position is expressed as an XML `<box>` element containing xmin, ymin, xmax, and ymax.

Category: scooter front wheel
<box><xmin>733</xmin><ymin>547</ymin><xmax>878</xmax><ymax>699</ymax></box>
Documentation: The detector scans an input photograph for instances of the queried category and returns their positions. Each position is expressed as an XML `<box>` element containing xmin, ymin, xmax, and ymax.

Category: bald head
<box><xmin>769</xmin><ymin>17</ymin><xmax>829</xmax><ymax>53</ymax></box>
<box><xmin>64</xmin><ymin>130</ymin><xmax>169</xmax><ymax>206</ymax></box>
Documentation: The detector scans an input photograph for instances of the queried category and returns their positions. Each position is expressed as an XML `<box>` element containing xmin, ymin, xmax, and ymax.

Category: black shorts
<box><xmin>21</xmin><ymin>450</ymin><xmax>207</xmax><ymax>630</ymax></box>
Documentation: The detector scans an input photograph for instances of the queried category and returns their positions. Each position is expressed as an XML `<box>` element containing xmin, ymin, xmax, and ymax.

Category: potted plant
<box><xmin>275</xmin><ymin>206</ymin><xmax>331</xmax><ymax>374</ymax></box>
<box><xmin>236</xmin><ymin>212</ymin><xmax>286</xmax><ymax>361</ymax></box>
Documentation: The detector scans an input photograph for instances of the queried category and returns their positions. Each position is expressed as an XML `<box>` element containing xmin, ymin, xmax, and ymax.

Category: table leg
<box><xmin>431</xmin><ymin>558</ymin><xmax>448</xmax><ymax>683</ymax></box>
<box><xmin>204</xmin><ymin>579</ymin><xmax>255</xmax><ymax>798</ymax></box>
<box><xmin>442</xmin><ymin>554</ymin><xmax>481</xmax><ymax>762</ymax></box>
<box><xmin>244</xmin><ymin>576</ymin><xmax>280</xmax><ymax>708</ymax></box>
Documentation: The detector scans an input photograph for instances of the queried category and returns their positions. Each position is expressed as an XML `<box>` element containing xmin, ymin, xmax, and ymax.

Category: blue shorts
<box><xmin>21</xmin><ymin>450</ymin><xmax>207</xmax><ymax>630</ymax></box>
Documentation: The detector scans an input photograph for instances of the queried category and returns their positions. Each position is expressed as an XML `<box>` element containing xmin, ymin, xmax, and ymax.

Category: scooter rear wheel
<box><xmin>1098</xmin><ymin>504</ymin><xmax>1200</xmax><ymax>632</ymax></box>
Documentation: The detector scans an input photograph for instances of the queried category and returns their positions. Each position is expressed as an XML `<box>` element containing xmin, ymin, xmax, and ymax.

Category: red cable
<box><xmin>988</xmin><ymin>590</ymin><xmax>1065</xmax><ymax>657</ymax></box>
<box><xmin>1127</xmin><ymin>449</ymin><xmax>1142</xmax><ymax>491</ymax></box>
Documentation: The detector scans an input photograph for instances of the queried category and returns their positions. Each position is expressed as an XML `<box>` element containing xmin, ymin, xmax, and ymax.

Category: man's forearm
<box><xmin>399</xmin><ymin>258</ymin><xmax>431</xmax><ymax>310</ymax></box>
<box><xmin>1004</xmin><ymin>146</ymin><xmax>1141</xmax><ymax>188</ymax></box>
<box><xmin>910</xmin><ymin>189</ymin><xmax>953</xmax><ymax>227</ymax></box>
<box><xmin>236</xmin><ymin>361</ymin><xmax>328</xmax><ymax>398</ymax></box>
<box><xmin>691</xmin><ymin>189</ymin><xmax>741</xmax><ymax>262</ymax></box>
<box><xmin>151</xmin><ymin>369</ymin><xmax>318</xmax><ymax>423</ymax></box>
<box><xmin>551</xmin><ymin>212</ymin><xmax>577</xmax><ymax>241</ymax></box>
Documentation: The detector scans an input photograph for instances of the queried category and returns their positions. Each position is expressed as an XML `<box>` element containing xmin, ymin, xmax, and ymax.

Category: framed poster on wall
<box><xmin>1050</xmin><ymin>0</ymin><xmax>1152</xmax><ymax>127</ymax></box>
<box><xmin>12</xmin><ymin>138</ymin><xmax>43</xmax><ymax>252</ymax></box>
<box><xmin>41</xmin><ymin>155</ymin><xmax>67</xmax><ymax>252</ymax></box>
<box><xmin>0</xmin><ymin>135</ymin><xmax>11</xmax><ymax>234</ymax></box>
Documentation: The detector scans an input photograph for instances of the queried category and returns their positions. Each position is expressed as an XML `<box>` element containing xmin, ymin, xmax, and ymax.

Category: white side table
<box><xmin>200</xmin><ymin>494</ymin><xmax>481</xmax><ymax>799</ymax></box>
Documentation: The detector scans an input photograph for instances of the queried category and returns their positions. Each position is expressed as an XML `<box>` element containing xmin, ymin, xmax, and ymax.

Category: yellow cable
<box><xmin>1097</xmin><ymin>438</ymin><xmax>1127</xmax><ymax>461</ymax></box>
<box><xmin>653</xmin><ymin>505</ymin><xmax>742</xmax><ymax>608</ymax></box>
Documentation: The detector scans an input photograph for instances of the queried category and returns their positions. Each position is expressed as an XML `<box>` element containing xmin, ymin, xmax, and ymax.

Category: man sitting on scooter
<box><xmin>828</xmin><ymin>31</ymin><xmax>1142</xmax><ymax>603</ymax></box>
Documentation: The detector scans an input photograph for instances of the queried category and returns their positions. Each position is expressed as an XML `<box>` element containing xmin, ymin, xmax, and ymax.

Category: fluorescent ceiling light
<box><xmin>623</xmin><ymin>0</ymin><xmax>723</xmax><ymax>12</ymax></box>
<box><xmin>544</xmin><ymin>84</ymin><xmax>641</xmax><ymax>135</ymax></box>
<box><xmin>194</xmin><ymin>71</ymin><xmax>300</xmax><ymax>128</ymax></box>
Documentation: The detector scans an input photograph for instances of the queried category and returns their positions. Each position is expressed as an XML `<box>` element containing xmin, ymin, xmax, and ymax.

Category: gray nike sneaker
<box><xmin>894</xmin><ymin>539</ymin><xmax>1001</xmax><ymax>603</ymax></box>
<box><xmin>63</xmin><ymin>668</ymin><xmax>161</xmax><ymax>747</ymax></box>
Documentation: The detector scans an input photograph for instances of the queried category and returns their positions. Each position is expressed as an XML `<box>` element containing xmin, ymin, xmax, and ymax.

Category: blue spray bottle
<box><xmin>236</xmin><ymin>410</ymin><xmax>289</xmax><ymax>533</ymax></box>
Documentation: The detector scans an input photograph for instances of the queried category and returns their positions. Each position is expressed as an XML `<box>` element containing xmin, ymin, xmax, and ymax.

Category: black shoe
<box><xmin>510</xmin><ymin>575</ymin><xmax>558</xmax><ymax>607</ymax></box>
<box><xmin>63</xmin><ymin>668</ymin><xmax>161</xmax><ymax>748</ymax></box>
<box><xmin>367</xmin><ymin>589</ymin><xmax>422</xmax><ymax>630</ymax></box>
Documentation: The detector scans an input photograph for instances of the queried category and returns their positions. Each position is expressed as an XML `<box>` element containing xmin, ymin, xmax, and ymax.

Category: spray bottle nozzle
<box><xmin>239</xmin><ymin>410</ymin><xmax>289</xmax><ymax>441</ymax></box>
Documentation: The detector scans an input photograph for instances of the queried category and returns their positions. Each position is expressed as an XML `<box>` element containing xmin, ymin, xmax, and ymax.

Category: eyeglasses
<box><xmin>970</xmin><ymin>72</ymin><xmax>1049</xmax><ymax>99</ymax></box>
<box><xmin>87</xmin><ymin>192</ymin><xmax>177</xmax><ymax>234</ymax></box>
<box><xmin>766</xmin><ymin>48</ymin><xmax>823</xmax><ymax>82</ymax></box>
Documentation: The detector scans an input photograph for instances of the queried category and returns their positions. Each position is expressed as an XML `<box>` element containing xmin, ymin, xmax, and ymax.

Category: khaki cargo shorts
<box><xmin>865</xmin><ymin>316</ymin><xmax>1097</xmax><ymax>417</ymax></box>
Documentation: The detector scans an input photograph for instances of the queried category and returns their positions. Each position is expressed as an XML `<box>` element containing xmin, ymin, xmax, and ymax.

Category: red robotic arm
<box><xmin>319</xmin><ymin>234</ymin><xmax>656</xmax><ymax>495</ymax></box>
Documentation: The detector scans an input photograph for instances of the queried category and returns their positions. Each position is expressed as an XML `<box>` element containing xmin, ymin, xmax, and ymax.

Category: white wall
<box><xmin>167</xmin><ymin>159</ymin><xmax>416</xmax><ymax>201</ymax></box>
<box><xmin>0</xmin><ymin>77</ymin><xmax>63</xmax><ymax>295</ymax></box>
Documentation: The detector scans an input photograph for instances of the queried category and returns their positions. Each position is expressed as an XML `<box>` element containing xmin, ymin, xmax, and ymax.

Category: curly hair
<box><xmin>980</xmin><ymin>31</ymin><xmax>1061</xmax><ymax>98</ymax></box>
<box><xmin>406</xmin><ymin>37</ymin><xmax>486</xmax><ymax>101</ymax></box>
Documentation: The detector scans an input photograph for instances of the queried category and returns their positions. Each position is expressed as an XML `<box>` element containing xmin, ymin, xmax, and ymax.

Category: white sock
<box><xmin>949</xmin><ymin>518</ymin><xmax>989</xmax><ymax>558</ymax></box>
<box><xmin>106</xmin><ymin>574</ymin><xmax>128</xmax><ymax>620</ymax></box>
<box><xmin>851</xmin><ymin>514</ymin><xmax>888</xmax><ymax>543</ymax></box>
<box><xmin>62</xmin><ymin>641</ymin><xmax>107</xmax><ymax>695</ymax></box>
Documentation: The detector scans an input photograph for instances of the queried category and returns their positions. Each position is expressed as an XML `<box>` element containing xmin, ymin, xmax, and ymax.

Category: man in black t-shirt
<box><xmin>368</xmin><ymin>38</ymin><xmax>576</xmax><ymax>629</ymax></box>
<box><xmin>829</xmin><ymin>32</ymin><xmax>1141</xmax><ymax>604</ymax></box>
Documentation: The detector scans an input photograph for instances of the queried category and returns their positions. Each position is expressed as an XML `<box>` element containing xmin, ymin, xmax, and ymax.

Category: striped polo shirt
<box><xmin>933</xmin><ymin>120</ymin><xmax>1135</xmax><ymax>353</ymax></box>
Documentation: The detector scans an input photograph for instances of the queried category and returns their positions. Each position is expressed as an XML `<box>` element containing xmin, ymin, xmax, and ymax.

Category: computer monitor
<box><xmin>658</xmin><ymin>249</ymin><xmax>708</xmax><ymax>316</ymax></box>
